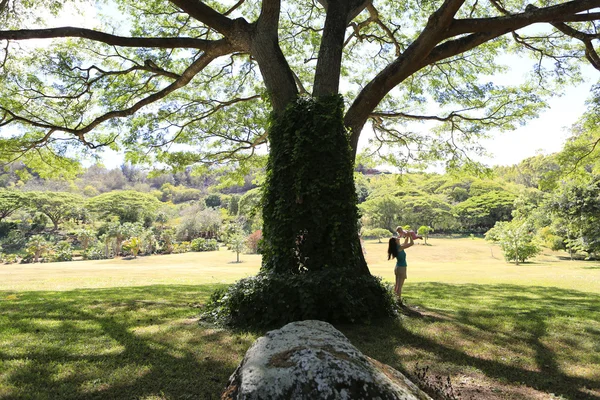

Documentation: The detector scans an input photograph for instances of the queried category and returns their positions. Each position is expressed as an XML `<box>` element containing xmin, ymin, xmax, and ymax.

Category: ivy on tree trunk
<box><xmin>262</xmin><ymin>95</ymin><xmax>369</xmax><ymax>276</ymax></box>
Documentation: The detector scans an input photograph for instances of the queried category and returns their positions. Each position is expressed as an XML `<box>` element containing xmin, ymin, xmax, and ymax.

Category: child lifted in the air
<box><xmin>396</xmin><ymin>226</ymin><xmax>423</xmax><ymax>240</ymax></box>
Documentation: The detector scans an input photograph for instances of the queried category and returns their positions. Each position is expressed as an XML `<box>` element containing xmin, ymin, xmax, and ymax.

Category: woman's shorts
<box><xmin>394</xmin><ymin>266</ymin><xmax>407</xmax><ymax>279</ymax></box>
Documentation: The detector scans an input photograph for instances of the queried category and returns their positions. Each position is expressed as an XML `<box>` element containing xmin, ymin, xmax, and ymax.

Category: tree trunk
<box><xmin>261</xmin><ymin>96</ymin><xmax>369</xmax><ymax>276</ymax></box>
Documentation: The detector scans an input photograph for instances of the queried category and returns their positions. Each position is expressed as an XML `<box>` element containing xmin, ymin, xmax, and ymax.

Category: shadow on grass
<box><xmin>0</xmin><ymin>284</ymin><xmax>256</xmax><ymax>400</ymax></box>
<box><xmin>340</xmin><ymin>283</ymin><xmax>600</xmax><ymax>400</ymax></box>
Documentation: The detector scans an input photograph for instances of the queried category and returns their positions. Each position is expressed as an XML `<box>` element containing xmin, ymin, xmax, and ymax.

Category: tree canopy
<box><xmin>1</xmin><ymin>0</ymin><xmax>599</xmax><ymax>172</ymax></box>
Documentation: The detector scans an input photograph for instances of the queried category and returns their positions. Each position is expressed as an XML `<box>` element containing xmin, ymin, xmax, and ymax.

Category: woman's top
<box><xmin>396</xmin><ymin>245</ymin><xmax>407</xmax><ymax>267</ymax></box>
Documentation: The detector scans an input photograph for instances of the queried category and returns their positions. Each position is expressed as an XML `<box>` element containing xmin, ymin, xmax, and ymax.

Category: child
<box><xmin>396</xmin><ymin>226</ymin><xmax>423</xmax><ymax>240</ymax></box>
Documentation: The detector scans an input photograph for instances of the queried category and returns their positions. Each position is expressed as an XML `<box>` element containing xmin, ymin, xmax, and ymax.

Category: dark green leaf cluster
<box><xmin>201</xmin><ymin>270</ymin><xmax>397</xmax><ymax>329</ymax></box>
<box><xmin>262</xmin><ymin>96</ymin><xmax>362</xmax><ymax>274</ymax></box>
<box><xmin>190</xmin><ymin>238</ymin><xmax>218</xmax><ymax>252</ymax></box>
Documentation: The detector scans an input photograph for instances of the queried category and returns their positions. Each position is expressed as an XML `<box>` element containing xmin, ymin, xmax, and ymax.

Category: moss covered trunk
<box><xmin>262</xmin><ymin>96</ymin><xmax>369</xmax><ymax>276</ymax></box>
<box><xmin>202</xmin><ymin>97</ymin><xmax>395</xmax><ymax>328</ymax></box>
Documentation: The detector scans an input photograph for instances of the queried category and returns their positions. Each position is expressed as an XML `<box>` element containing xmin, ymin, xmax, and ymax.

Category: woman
<box><xmin>387</xmin><ymin>232</ymin><xmax>414</xmax><ymax>305</ymax></box>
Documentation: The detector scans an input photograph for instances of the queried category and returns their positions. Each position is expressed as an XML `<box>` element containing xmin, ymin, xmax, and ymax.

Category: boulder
<box><xmin>222</xmin><ymin>320</ymin><xmax>432</xmax><ymax>400</ymax></box>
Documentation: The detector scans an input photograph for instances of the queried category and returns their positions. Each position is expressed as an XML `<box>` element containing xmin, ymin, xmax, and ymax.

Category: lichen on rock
<box><xmin>222</xmin><ymin>320</ymin><xmax>432</xmax><ymax>400</ymax></box>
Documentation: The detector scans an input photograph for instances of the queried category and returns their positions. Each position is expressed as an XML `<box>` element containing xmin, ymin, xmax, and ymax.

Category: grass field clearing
<box><xmin>1</xmin><ymin>237</ymin><xmax>599</xmax><ymax>399</ymax></box>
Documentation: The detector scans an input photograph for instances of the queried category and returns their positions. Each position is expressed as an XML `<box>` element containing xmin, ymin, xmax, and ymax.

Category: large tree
<box><xmin>1</xmin><ymin>0</ymin><xmax>600</xmax><ymax>324</ymax></box>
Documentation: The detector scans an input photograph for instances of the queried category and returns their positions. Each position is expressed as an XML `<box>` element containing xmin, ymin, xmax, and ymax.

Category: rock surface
<box><xmin>222</xmin><ymin>320</ymin><xmax>432</xmax><ymax>400</ymax></box>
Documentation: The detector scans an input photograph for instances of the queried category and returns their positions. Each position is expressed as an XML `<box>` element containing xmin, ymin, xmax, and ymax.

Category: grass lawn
<box><xmin>1</xmin><ymin>238</ymin><xmax>599</xmax><ymax>399</ymax></box>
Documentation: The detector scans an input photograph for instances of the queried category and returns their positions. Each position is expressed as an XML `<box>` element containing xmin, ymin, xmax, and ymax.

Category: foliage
<box><xmin>361</xmin><ymin>228</ymin><xmax>391</xmax><ymax>243</ymax></box>
<box><xmin>25</xmin><ymin>235</ymin><xmax>51</xmax><ymax>263</ymax></box>
<box><xmin>262</xmin><ymin>96</ymin><xmax>363</xmax><ymax>274</ymax></box>
<box><xmin>202</xmin><ymin>270</ymin><xmax>397</xmax><ymax>329</ymax></box>
<box><xmin>122</xmin><ymin>237</ymin><xmax>142</xmax><ymax>258</ymax></box>
<box><xmin>228</xmin><ymin>233</ymin><xmax>246</xmax><ymax>263</ymax></box>
<box><xmin>83</xmin><ymin>242</ymin><xmax>109</xmax><ymax>260</ymax></box>
<box><xmin>27</xmin><ymin>191</ymin><xmax>83</xmax><ymax>230</ymax></box>
<box><xmin>0</xmin><ymin>190</ymin><xmax>26</xmax><ymax>221</ymax></box>
<box><xmin>359</xmin><ymin>195</ymin><xmax>404</xmax><ymax>231</ymax></box>
<box><xmin>417</xmin><ymin>226</ymin><xmax>434</xmax><ymax>244</ymax></box>
<box><xmin>204</xmin><ymin>194</ymin><xmax>222</xmax><ymax>208</ymax></box>
<box><xmin>75</xmin><ymin>228</ymin><xmax>96</xmax><ymax>250</ymax></box>
<box><xmin>177</xmin><ymin>206</ymin><xmax>222</xmax><ymax>241</ymax></box>
<box><xmin>485</xmin><ymin>220</ymin><xmax>540</xmax><ymax>264</ymax></box>
<box><xmin>546</xmin><ymin>176</ymin><xmax>600</xmax><ymax>259</ymax></box>
<box><xmin>246</xmin><ymin>230</ymin><xmax>263</xmax><ymax>254</ymax></box>
<box><xmin>86</xmin><ymin>191</ymin><xmax>161</xmax><ymax>225</ymax></box>
<box><xmin>159</xmin><ymin>183</ymin><xmax>202</xmax><ymax>203</ymax></box>
<box><xmin>172</xmin><ymin>241</ymin><xmax>191</xmax><ymax>254</ymax></box>
<box><xmin>49</xmin><ymin>241</ymin><xmax>73</xmax><ymax>262</ymax></box>
<box><xmin>237</xmin><ymin>188</ymin><xmax>263</xmax><ymax>232</ymax></box>
<box><xmin>1</xmin><ymin>229</ymin><xmax>26</xmax><ymax>250</ymax></box>
<box><xmin>1</xmin><ymin>252</ymin><xmax>17</xmax><ymax>264</ymax></box>
<box><xmin>190</xmin><ymin>238</ymin><xmax>218</xmax><ymax>252</ymax></box>
<box><xmin>159</xmin><ymin>228</ymin><xmax>176</xmax><ymax>254</ymax></box>
<box><xmin>454</xmin><ymin>191</ymin><xmax>516</xmax><ymax>232</ymax></box>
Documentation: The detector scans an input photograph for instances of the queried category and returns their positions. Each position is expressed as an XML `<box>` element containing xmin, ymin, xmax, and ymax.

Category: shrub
<box><xmin>190</xmin><ymin>238</ymin><xmax>219</xmax><ymax>252</ymax></box>
<box><xmin>486</xmin><ymin>220</ymin><xmax>541</xmax><ymax>264</ymax></box>
<box><xmin>246</xmin><ymin>230</ymin><xmax>263</xmax><ymax>254</ymax></box>
<box><xmin>122</xmin><ymin>237</ymin><xmax>141</xmax><ymax>258</ymax></box>
<box><xmin>1</xmin><ymin>229</ymin><xmax>27</xmax><ymax>251</ymax></box>
<box><xmin>1</xmin><ymin>253</ymin><xmax>17</xmax><ymax>264</ymax></box>
<box><xmin>49</xmin><ymin>241</ymin><xmax>73</xmax><ymax>262</ymax></box>
<box><xmin>172</xmin><ymin>241</ymin><xmax>191</xmax><ymax>254</ymax></box>
<box><xmin>83</xmin><ymin>242</ymin><xmax>109</xmax><ymax>260</ymax></box>
<box><xmin>201</xmin><ymin>270</ymin><xmax>398</xmax><ymax>329</ymax></box>
<box><xmin>362</xmin><ymin>228</ymin><xmax>391</xmax><ymax>242</ymax></box>
<box><xmin>26</xmin><ymin>235</ymin><xmax>51</xmax><ymax>263</ymax></box>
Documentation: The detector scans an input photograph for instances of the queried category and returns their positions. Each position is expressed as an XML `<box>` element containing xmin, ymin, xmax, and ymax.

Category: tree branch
<box><xmin>0</xmin><ymin>27</ymin><xmax>220</xmax><ymax>50</ymax></box>
<box><xmin>169</xmin><ymin>0</ymin><xmax>237</xmax><ymax>37</ymax></box>
<box><xmin>250</xmin><ymin>0</ymin><xmax>298</xmax><ymax>112</ymax></box>
<box><xmin>446</xmin><ymin>0</ymin><xmax>600</xmax><ymax>38</ymax></box>
<box><xmin>2</xmin><ymin>42</ymin><xmax>234</xmax><ymax>147</ymax></box>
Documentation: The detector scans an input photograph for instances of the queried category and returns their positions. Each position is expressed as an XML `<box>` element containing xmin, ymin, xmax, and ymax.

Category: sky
<box><xmin>477</xmin><ymin>65</ymin><xmax>596</xmax><ymax>167</ymax></box>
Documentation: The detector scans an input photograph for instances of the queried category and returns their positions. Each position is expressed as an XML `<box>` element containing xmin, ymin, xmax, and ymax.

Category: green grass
<box><xmin>0</xmin><ymin>285</ymin><xmax>256</xmax><ymax>400</ymax></box>
<box><xmin>1</xmin><ymin>238</ymin><xmax>599</xmax><ymax>399</ymax></box>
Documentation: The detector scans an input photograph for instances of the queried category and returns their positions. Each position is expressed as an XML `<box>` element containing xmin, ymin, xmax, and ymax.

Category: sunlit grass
<box><xmin>1</xmin><ymin>238</ymin><xmax>599</xmax><ymax>399</ymax></box>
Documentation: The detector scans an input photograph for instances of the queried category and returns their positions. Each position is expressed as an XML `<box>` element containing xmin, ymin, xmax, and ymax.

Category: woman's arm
<box><xmin>400</xmin><ymin>235</ymin><xmax>414</xmax><ymax>249</ymax></box>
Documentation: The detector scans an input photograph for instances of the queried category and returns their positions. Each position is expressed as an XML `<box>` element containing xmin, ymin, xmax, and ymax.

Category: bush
<box><xmin>362</xmin><ymin>228</ymin><xmax>391</xmax><ymax>242</ymax></box>
<box><xmin>1</xmin><ymin>229</ymin><xmax>27</xmax><ymax>251</ymax></box>
<box><xmin>0</xmin><ymin>221</ymin><xmax>18</xmax><ymax>238</ymax></box>
<box><xmin>190</xmin><ymin>238</ymin><xmax>219</xmax><ymax>252</ymax></box>
<box><xmin>1</xmin><ymin>253</ymin><xmax>17</xmax><ymax>264</ymax></box>
<box><xmin>246</xmin><ymin>230</ymin><xmax>262</xmax><ymax>254</ymax></box>
<box><xmin>83</xmin><ymin>242</ymin><xmax>109</xmax><ymax>260</ymax></box>
<box><xmin>201</xmin><ymin>270</ymin><xmax>398</xmax><ymax>329</ymax></box>
<box><xmin>49</xmin><ymin>241</ymin><xmax>73</xmax><ymax>262</ymax></box>
<box><xmin>172</xmin><ymin>241</ymin><xmax>191</xmax><ymax>254</ymax></box>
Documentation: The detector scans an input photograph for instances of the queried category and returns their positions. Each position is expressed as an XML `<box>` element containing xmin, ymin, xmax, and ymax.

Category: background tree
<box><xmin>485</xmin><ymin>220</ymin><xmax>540</xmax><ymax>264</ymax></box>
<box><xmin>361</xmin><ymin>228</ymin><xmax>391</xmax><ymax>243</ymax></box>
<box><xmin>27</xmin><ymin>191</ymin><xmax>83</xmax><ymax>230</ymax></box>
<box><xmin>0</xmin><ymin>190</ymin><xmax>25</xmax><ymax>222</ymax></box>
<box><xmin>229</xmin><ymin>232</ymin><xmax>246</xmax><ymax>263</ymax></box>
<box><xmin>547</xmin><ymin>176</ymin><xmax>600</xmax><ymax>259</ymax></box>
<box><xmin>86</xmin><ymin>191</ymin><xmax>161</xmax><ymax>225</ymax></box>
<box><xmin>454</xmin><ymin>191</ymin><xmax>516</xmax><ymax>232</ymax></box>
<box><xmin>417</xmin><ymin>225</ymin><xmax>435</xmax><ymax>245</ymax></box>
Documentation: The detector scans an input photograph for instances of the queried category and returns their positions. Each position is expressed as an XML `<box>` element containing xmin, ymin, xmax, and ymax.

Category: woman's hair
<box><xmin>387</xmin><ymin>237</ymin><xmax>398</xmax><ymax>260</ymax></box>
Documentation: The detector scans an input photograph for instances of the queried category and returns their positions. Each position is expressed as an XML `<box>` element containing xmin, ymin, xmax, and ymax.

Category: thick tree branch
<box><xmin>344</xmin><ymin>0</ymin><xmax>467</xmax><ymax>154</ymax></box>
<box><xmin>0</xmin><ymin>27</ymin><xmax>219</xmax><ymax>49</ymax></box>
<box><xmin>169</xmin><ymin>0</ymin><xmax>237</xmax><ymax>37</ymax></box>
<box><xmin>548</xmin><ymin>18</ymin><xmax>600</xmax><ymax>71</ymax></box>
<box><xmin>446</xmin><ymin>0</ymin><xmax>600</xmax><ymax>38</ymax></box>
<box><xmin>250</xmin><ymin>0</ymin><xmax>298</xmax><ymax>112</ymax></box>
